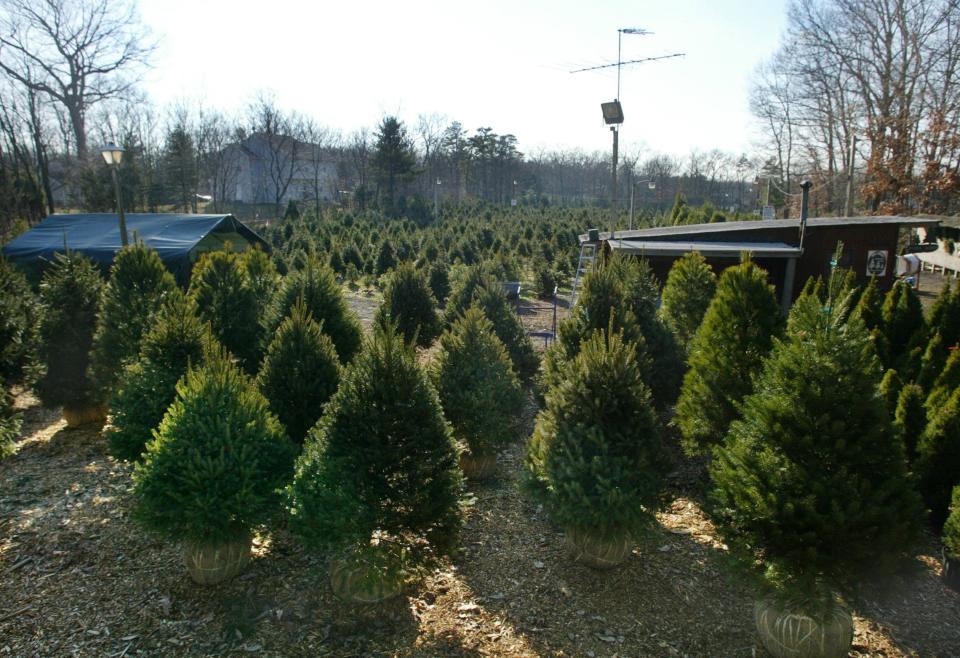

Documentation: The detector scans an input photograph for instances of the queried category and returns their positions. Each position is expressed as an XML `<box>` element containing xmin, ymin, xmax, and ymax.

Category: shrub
<box><xmin>878</xmin><ymin>368</ymin><xmax>903</xmax><ymax>417</ymax></box>
<box><xmin>926</xmin><ymin>347</ymin><xmax>960</xmax><ymax>415</ymax></box>
<box><xmin>428</xmin><ymin>261</ymin><xmax>451</xmax><ymax>306</ymax></box>
<box><xmin>190</xmin><ymin>251</ymin><xmax>262</xmax><ymax>373</ymax></box>
<box><xmin>106</xmin><ymin>294</ymin><xmax>212</xmax><ymax>462</ymax></box>
<box><xmin>34</xmin><ymin>252</ymin><xmax>103</xmax><ymax>411</ymax></box>
<box><xmin>0</xmin><ymin>387</ymin><xmax>19</xmax><ymax>459</ymax></box>
<box><xmin>710</xmin><ymin>288</ymin><xmax>921</xmax><ymax>612</ymax></box>
<box><xmin>917</xmin><ymin>387</ymin><xmax>960</xmax><ymax>528</ymax></box>
<box><xmin>374</xmin><ymin>261</ymin><xmax>439</xmax><ymax>347</ymax></box>
<box><xmin>263</xmin><ymin>259</ymin><xmax>363</xmax><ymax>363</ymax></box>
<box><xmin>89</xmin><ymin>244</ymin><xmax>178</xmax><ymax>399</ymax></box>
<box><xmin>880</xmin><ymin>279</ymin><xmax>926</xmax><ymax>373</ymax></box>
<box><xmin>676</xmin><ymin>258</ymin><xmax>784</xmax><ymax>455</ymax></box>
<box><xmin>894</xmin><ymin>383</ymin><xmax>926</xmax><ymax>463</ymax></box>
<box><xmin>943</xmin><ymin>485</ymin><xmax>960</xmax><ymax>560</ymax></box>
<box><xmin>240</xmin><ymin>247</ymin><xmax>280</xmax><ymax>314</ymax></box>
<box><xmin>527</xmin><ymin>329</ymin><xmax>662</xmax><ymax>541</ymax></box>
<box><xmin>258</xmin><ymin>301</ymin><xmax>340</xmax><ymax>444</ymax></box>
<box><xmin>432</xmin><ymin>307</ymin><xmax>524</xmax><ymax>458</ymax></box>
<box><xmin>659</xmin><ymin>251</ymin><xmax>717</xmax><ymax>351</ymax></box>
<box><xmin>0</xmin><ymin>256</ymin><xmax>40</xmax><ymax>387</ymax></box>
<box><xmin>916</xmin><ymin>333</ymin><xmax>947</xmax><ymax>392</ymax></box>
<box><xmin>287</xmin><ymin>321</ymin><xmax>462</xmax><ymax>563</ymax></box>
<box><xmin>133</xmin><ymin>348</ymin><xmax>296</xmax><ymax>544</ymax></box>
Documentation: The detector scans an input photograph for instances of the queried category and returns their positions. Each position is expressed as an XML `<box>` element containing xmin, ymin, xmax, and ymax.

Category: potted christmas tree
<box><xmin>942</xmin><ymin>485</ymin><xmax>960</xmax><ymax>591</ymax></box>
<box><xmin>288</xmin><ymin>320</ymin><xmax>462</xmax><ymax>602</ymax></box>
<box><xmin>432</xmin><ymin>306</ymin><xmax>524</xmax><ymax>480</ymax></box>
<box><xmin>133</xmin><ymin>348</ymin><xmax>295</xmax><ymax>585</ymax></box>
<box><xmin>527</xmin><ymin>329</ymin><xmax>662</xmax><ymax>569</ymax></box>
<box><xmin>710</xmin><ymin>279</ymin><xmax>921</xmax><ymax>658</ymax></box>
<box><xmin>34</xmin><ymin>252</ymin><xmax>105</xmax><ymax>427</ymax></box>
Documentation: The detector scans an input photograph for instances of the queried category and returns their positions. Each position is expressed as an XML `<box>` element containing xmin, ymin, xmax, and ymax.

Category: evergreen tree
<box><xmin>374</xmin><ymin>261</ymin><xmax>440</xmax><ymax>347</ymax></box>
<box><xmin>89</xmin><ymin>244</ymin><xmax>178</xmax><ymax>399</ymax></box>
<box><xmin>263</xmin><ymin>259</ymin><xmax>363</xmax><ymax>363</ymax></box>
<box><xmin>375</xmin><ymin>240</ymin><xmax>397</xmax><ymax>276</ymax></box>
<box><xmin>433</xmin><ymin>307</ymin><xmax>524</xmax><ymax>461</ymax></box>
<box><xmin>258</xmin><ymin>301</ymin><xmax>340</xmax><ymax>444</ymax></box>
<box><xmin>288</xmin><ymin>320</ymin><xmax>462</xmax><ymax>563</ymax></box>
<box><xmin>916</xmin><ymin>333</ymin><xmax>947</xmax><ymax>392</ymax></box>
<box><xmin>528</xmin><ymin>329</ymin><xmax>662</xmax><ymax>545</ymax></box>
<box><xmin>917</xmin><ymin>387</ymin><xmax>960</xmax><ymax>527</ymax></box>
<box><xmin>710</xmin><ymin>289</ymin><xmax>921</xmax><ymax>610</ymax></box>
<box><xmin>676</xmin><ymin>258</ymin><xmax>784</xmax><ymax>455</ymax></box>
<box><xmin>189</xmin><ymin>251</ymin><xmax>261</xmax><ymax>372</ymax></box>
<box><xmin>428</xmin><ymin>260</ymin><xmax>451</xmax><ymax>306</ymax></box>
<box><xmin>34</xmin><ymin>252</ymin><xmax>103</xmax><ymax>412</ymax></box>
<box><xmin>943</xmin><ymin>485</ymin><xmax>960</xmax><ymax>561</ymax></box>
<box><xmin>878</xmin><ymin>368</ymin><xmax>903</xmax><ymax>416</ymax></box>
<box><xmin>371</xmin><ymin>116</ymin><xmax>418</xmax><ymax>217</ymax></box>
<box><xmin>880</xmin><ymin>279</ymin><xmax>926</xmax><ymax>373</ymax></box>
<box><xmin>473</xmin><ymin>281</ymin><xmax>539</xmax><ymax>383</ymax></box>
<box><xmin>925</xmin><ymin>348</ymin><xmax>960</xmax><ymax>415</ymax></box>
<box><xmin>927</xmin><ymin>281</ymin><xmax>960</xmax><ymax>349</ymax></box>
<box><xmin>240</xmin><ymin>247</ymin><xmax>280</xmax><ymax>315</ymax></box>
<box><xmin>855</xmin><ymin>275</ymin><xmax>889</xmax><ymax>362</ymax></box>
<box><xmin>894</xmin><ymin>383</ymin><xmax>926</xmax><ymax>463</ymax></box>
<box><xmin>133</xmin><ymin>348</ymin><xmax>295</xmax><ymax>544</ymax></box>
<box><xmin>0</xmin><ymin>387</ymin><xmax>19</xmax><ymax>459</ymax></box>
<box><xmin>106</xmin><ymin>294</ymin><xmax>212</xmax><ymax>462</ymax></box>
<box><xmin>0</xmin><ymin>256</ymin><xmax>40</xmax><ymax>388</ymax></box>
<box><xmin>660</xmin><ymin>250</ymin><xmax>717</xmax><ymax>351</ymax></box>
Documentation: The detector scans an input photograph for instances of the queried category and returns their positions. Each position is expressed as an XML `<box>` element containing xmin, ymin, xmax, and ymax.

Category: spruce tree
<box><xmin>916</xmin><ymin>387</ymin><xmax>960</xmax><ymax>528</ymax></box>
<box><xmin>34</xmin><ymin>252</ymin><xmax>103</xmax><ymax>412</ymax></box>
<box><xmin>375</xmin><ymin>239</ymin><xmax>397</xmax><ymax>276</ymax></box>
<box><xmin>855</xmin><ymin>275</ymin><xmax>888</xmax><ymax>363</ymax></box>
<box><xmin>925</xmin><ymin>348</ymin><xmax>960</xmax><ymax>415</ymax></box>
<box><xmin>473</xmin><ymin>281</ymin><xmax>539</xmax><ymax>383</ymax></box>
<box><xmin>0</xmin><ymin>256</ymin><xmax>40</xmax><ymax>388</ymax></box>
<box><xmin>676</xmin><ymin>258</ymin><xmax>784</xmax><ymax>455</ymax></box>
<box><xmin>106</xmin><ymin>294</ymin><xmax>212</xmax><ymax>462</ymax></box>
<box><xmin>0</xmin><ymin>387</ymin><xmax>19</xmax><ymax>459</ymax></box>
<box><xmin>263</xmin><ymin>259</ymin><xmax>363</xmax><ymax>363</ymax></box>
<box><xmin>660</xmin><ymin>250</ymin><xmax>717</xmax><ymax>351</ymax></box>
<box><xmin>710</xmin><ymin>289</ymin><xmax>921</xmax><ymax>610</ymax></box>
<box><xmin>528</xmin><ymin>329</ymin><xmax>662</xmax><ymax>547</ymax></box>
<box><xmin>240</xmin><ymin>247</ymin><xmax>280</xmax><ymax>316</ymax></box>
<box><xmin>916</xmin><ymin>333</ymin><xmax>947</xmax><ymax>392</ymax></box>
<box><xmin>89</xmin><ymin>244</ymin><xmax>178</xmax><ymax>398</ymax></box>
<box><xmin>374</xmin><ymin>261</ymin><xmax>440</xmax><ymax>347</ymax></box>
<box><xmin>189</xmin><ymin>251</ymin><xmax>262</xmax><ymax>373</ymax></box>
<box><xmin>258</xmin><ymin>301</ymin><xmax>340</xmax><ymax>444</ymax></box>
<box><xmin>428</xmin><ymin>260</ymin><xmax>451</xmax><ymax>306</ymax></box>
<box><xmin>133</xmin><ymin>348</ymin><xmax>295</xmax><ymax>544</ymax></box>
<box><xmin>432</xmin><ymin>307</ymin><xmax>524</xmax><ymax>463</ymax></box>
<box><xmin>288</xmin><ymin>320</ymin><xmax>462</xmax><ymax>566</ymax></box>
<box><xmin>894</xmin><ymin>383</ymin><xmax>926</xmax><ymax>463</ymax></box>
<box><xmin>878</xmin><ymin>369</ymin><xmax>903</xmax><ymax>416</ymax></box>
<box><xmin>927</xmin><ymin>281</ymin><xmax>960</xmax><ymax>349</ymax></box>
<box><xmin>943</xmin><ymin>485</ymin><xmax>960</xmax><ymax>562</ymax></box>
<box><xmin>880</xmin><ymin>280</ymin><xmax>926</xmax><ymax>374</ymax></box>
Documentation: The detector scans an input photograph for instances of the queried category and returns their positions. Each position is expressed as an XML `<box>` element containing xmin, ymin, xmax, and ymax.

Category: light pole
<box><xmin>434</xmin><ymin>178</ymin><xmax>441</xmax><ymax>217</ymax></box>
<box><xmin>100</xmin><ymin>142</ymin><xmax>128</xmax><ymax>247</ymax></box>
<box><xmin>512</xmin><ymin>179</ymin><xmax>518</xmax><ymax>207</ymax></box>
<box><xmin>629</xmin><ymin>179</ymin><xmax>656</xmax><ymax>230</ymax></box>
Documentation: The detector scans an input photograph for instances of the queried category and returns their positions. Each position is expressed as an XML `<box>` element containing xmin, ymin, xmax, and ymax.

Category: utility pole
<box><xmin>844</xmin><ymin>133</ymin><xmax>856</xmax><ymax>216</ymax></box>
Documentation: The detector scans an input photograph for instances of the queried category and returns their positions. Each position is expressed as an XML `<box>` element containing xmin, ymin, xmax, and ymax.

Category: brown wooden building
<box><xmin>579</xmin><ymin>216</ymin><xmax>938</xmax><ymax>311</ymax></box>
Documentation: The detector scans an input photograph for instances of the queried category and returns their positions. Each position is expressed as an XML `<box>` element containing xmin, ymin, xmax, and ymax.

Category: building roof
<box><xmin>579</xmin><ymin>215</ymin><xmax>940</xmax><ymax>243</ymax></box>
<box><xmin>608</xmin><ymin>239</ymin><xmax>802</xmax><ymax>258</ymax></box>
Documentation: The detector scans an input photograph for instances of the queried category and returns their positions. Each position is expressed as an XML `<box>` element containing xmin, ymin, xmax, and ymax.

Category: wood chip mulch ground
<box><xmin>2</xmin><ymin>388</ymin><xmax>959</xmax><ymax>658</ymax></box>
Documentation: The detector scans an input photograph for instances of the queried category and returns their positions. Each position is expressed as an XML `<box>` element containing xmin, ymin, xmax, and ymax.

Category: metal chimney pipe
<box><xmin>799</xmin><ymin>180</ymin><xmax>813</xmax><ymax>250</ymax></box>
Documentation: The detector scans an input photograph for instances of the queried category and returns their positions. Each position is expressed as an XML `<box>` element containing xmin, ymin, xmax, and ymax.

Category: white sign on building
<box><xmin>866</xmin><ymin>250</ymin><xmax>889</xmax><ymax>276</ymax></box>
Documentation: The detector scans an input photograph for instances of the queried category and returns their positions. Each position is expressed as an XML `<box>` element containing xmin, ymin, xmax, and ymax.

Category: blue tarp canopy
<box><xmin>2</xmin><ymin>213</ymin><xmax>268</xmax><ymax>281</ymax></box>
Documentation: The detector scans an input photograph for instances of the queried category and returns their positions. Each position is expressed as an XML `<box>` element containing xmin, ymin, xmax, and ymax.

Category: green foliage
<box><xmin>527</xmin><ymin>330</ymin><xmax>662</xmax><ymax>540</ymax></box>
<box><xmin>432</xmin><ymin>307</ymin><xmax>524</xmax><ymax>457</ymax></box>
<box><xmin>943</xmin><ymin>485</ymin><xmax>960</xmax><ymax>560</ymax></box>
<box><xmin>106</xmin><ymin>294</ymin><xmax>212</xmax><ymax>462</ymax></box>
<box><xmin>89</xmin><ymin>244</ymin><xmax>178</xmax><ymax>399</ymax></box>
<box><xmin>258</xmin><ymin>301</ymin><xmax>340</xmax><ymax>444</ymax></box>
<box><xmin>894</xmin><ymin>383</ymin><xmax>926</xmax><ymax>463</ymax></box>
<box><xmin>880</xmin><ymin>280</ymin><xmax>926</xmax><ymax>373</ymax></box>
<box><xmin>710</xmin><ymin>290</ymin><xmax>921</xmax><ymax>610</ymax></box>
<box><xmin>0</xmin><ymin>387</ymin><xmax>20</xmax><ymax>459</ymax></box>
<box><xmin>375</xmin><ymin>240</ymin><xmax>397</xmax><ymax>276</ymax></box>
<box><xmin>0</xmin><ymin>256</ymin><xmax>40</xmax><ymax>387</ymax></box>
<box><xmin>190</xmin><ymin>251</ymin><xmax>262</xmax><ymax>373</ymax></box>
<box><xmin>34</xmin><ymin>252</ymin><xmax>103</xmax><ymax>410</ymax></box>
<box><xmin>288</xmin><ymin>321</ymin><xmax>462</xmax><ymax>561</ymax></box>
<box><xmin>473</xmin><ymin>281</ymin><xmax>539</xmax><ymax>383</ymax></box>
<box><xmin>878</xmin><ymin>369</ymin><xmax>903</xmax><ymax>416</ymax></box>
<box><xmin>133</xmin><ymin>349</ymin><xmax>296</xmax><ymax>544</ymax></box>
<box><xmin>917</xmin><ymin>387</ymin><xmax>960</xmax><ymax>528</ymax></box>
<box><xmin>371</xmin><ymin>116</ymin><xmax>418</xmax><ymax>217</ymax></box>
<box><xmin>428</xmin><ymin>260</ymin><xmax>451</xmax><ymax>305</ymax></box>
<box><xmin>533</xmin><ymin>260</ymin><xmax>558</xmax><ymax>300</ymax></box>
<box><xmin>660</xmin><ymin>251</ymin><xmax>717</xmax><ymax>351</ymax></box>
<box><xmin>240</xmin><ymin>247</ymin><xmax>280</xmax><ymax>313</ymax></box>
<box><xmin>676</xmin><ymin>258</ymin><xmax>784</xmax><ymax>455</ymax></box>
<box><xmin>926</xmin><ymin>348</ymin><xmax>960</xmax><ymax>415</ymax></box>
<box><xmin>916</xmin><ymin>333</ymin><xmax>947</xmax><ymax>392</ymax></box>
<box><xmin>263</xmin><ymin>259</ymin><xmax>363</xmax><ymax>363</ymax></box>
<box><xmin>374</xmin><ymin>261</ymin><xmax>439</xmax><ymax>347</ymax></box>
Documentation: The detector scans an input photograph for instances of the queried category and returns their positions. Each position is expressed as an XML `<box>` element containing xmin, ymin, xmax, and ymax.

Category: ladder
<box><xmin>570</xmin><ymin>242</ymin><xmax>597</xmax><ymax>308</ymax></box>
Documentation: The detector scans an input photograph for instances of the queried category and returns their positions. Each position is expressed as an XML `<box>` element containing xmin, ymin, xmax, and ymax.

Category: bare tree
<box><xmin>247</xmin><ymin>93</ymin><xmax>305</xmax><ymax>217</ymax></box>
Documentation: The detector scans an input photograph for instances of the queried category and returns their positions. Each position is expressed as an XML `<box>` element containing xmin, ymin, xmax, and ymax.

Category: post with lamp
<box><xmin>629</xmin><ymin>178</ymin><xmax>656</xmax><ymax>230</ymax></box>
<box><xmin>100</xmin><ymin>142</ymin><xmax>129</xmax><ymax>247</ymax></box>
<box><xmin>434</xmin><ymin>178</ymin><xmax>441</xmax><ymax>218</ymax></box>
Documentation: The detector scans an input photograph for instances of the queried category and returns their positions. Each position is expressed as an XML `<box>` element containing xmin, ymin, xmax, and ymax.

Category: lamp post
<box><xmin>629</xmin><ymin>179</ymin><xmax>656</xmax><ymax>230</ymax></box>
<box><xmin>512</xmin><ymin>179</ymin><xmax>518</xmax><ymax>207</ymax></box>
<box><xmin>434</xmin><ymin>178</ymin><xmax>441</xmax><ymax>217</ymax></box>
<box><xmin>100</xmin><ymin>143</ymin><xmax>128</xmax><ymax>247</ymax></box>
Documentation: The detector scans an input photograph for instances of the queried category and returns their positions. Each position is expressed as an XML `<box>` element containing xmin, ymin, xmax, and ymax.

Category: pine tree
<box><xmin>710</xmin><ymin>289</ymin><xmax>921</xmax><ymax>610</ymax></box>
<box><xmin>676</xmin><ymin>258</ymin><xmax>784</xmax><ymax>455</ymax></box>
<box><xmin>878</xmin><ymin>369</ymin><xmax>903</xmax><ymax>416</ymax></box>
<box><xmin>925</xmin><ymin>347</ymin><xmax>960</xmax><ymax>415</ymax></box>
<box><xmin>240</xmin><ymin>247</ymin><xmax>280</xmax><ymax>315</ymax></box>
<box><xmin>89</xmin><ymin>244</ymin><xmax>178</xmax><ymax>398</ymax></box>
<box><xmin>0</xmin><ymin>387</ymin><xmax>19</xmax><ymax>459</ymax></box>
<box><xmin>106</xmin><ymin>294</ymin><xmax>212</xmax><ymax>462</ymax></box>
<box><xmin>433</xmin><ymin>307</ymin><xmax>524</xmax><ymax>461</ymax></box>
<box><xmin>374</xmin><ymin>261</ymin><xmax>439</xmax><ymax>347</ymax></box>
<box><xmin>855</xmin><ymin>275</ymin><xmax>889</xmax><ymax>363</ymax></box>
<box><xmin>927</xmin><ymin>281</ymin><xmax>960</xmax><ymax>349</ymax></box>
<box><xmin>34</xmin><ymin>252</ymin><xmax>103</xmax><ymax>412</ymax></box>
<box><xmin>880</xmin><ymin>279</ymin><xmax>926</xmax><ymax>373</ymax></box>
<box><xmin>943</xmin><ymin>485</ymin><xmax>960</xmax><ymax>561</ymax></box>
<box><xmin>263</xmin><ymin>259</ymin><xmax>363</xmax><ymax>363</ymax></box>
<box><xmin>428</xmin><ymin>260</ymin><xmax>451</xmax><ymax>305</ymax></box>
<box><xmin>189</xmin><ymin>251</ymin><xmax>262</xmax><ymax>373</ymax></box>
<box><xmin>916</xmin><ymin>333</ymin><xmax>947</xmax><ymax>392</ymax></box>
<box><xmin>0</xmin><ymin>256</ymin><xmax>40</xmax><ymax>388</ymax></box>
<box><xmin>894</xmin><ymin>383</ymin><xmax>926</xmax><ymax>463</ymax></box>
<box><xmin>375</xmin><ymin>239</ymin><xmax>397</xmax><ymax>276</ymax></box>
<box><xmin>916</xmin><ymin>387</ymin><xmax>960</xmax><ymax>528</ymax></box>
<box><xmin>528</xmin><ymin>329</ymin><xmax>662</xmax><ymax>545</ymax></box>
<box><xmin>660</xmin><ymin>251</ymin><xmax>717</xmax><ymax>351</ymax></box>
<box><xmin>288</xmin><ymin>320</ymin><xmax>462</xmax><ymax>564</ymax></box>
<box><xmin>133</xmin><ymin>348</ymin><xmax>295</xmax><ymax>544</ymax></box>
<box><xmin>258</xmin><ymin>301</ymin><xmax>340</xmax><ymax>444</ymax></box>
<box><xmin>443</xmin><ymin>265</ymin><xmax>488</xmax><ymax>326</ymax></box>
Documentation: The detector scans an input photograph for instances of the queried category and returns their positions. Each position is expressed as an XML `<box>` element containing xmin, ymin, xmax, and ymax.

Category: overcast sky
<box><xmin>137</xmin><ymin>0</ymin><xmax>788</xmax><ymax>157</ymax></box>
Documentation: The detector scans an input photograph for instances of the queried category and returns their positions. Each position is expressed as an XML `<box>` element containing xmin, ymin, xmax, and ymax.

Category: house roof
<box><xmin>579</xmin><ymin>215</ymin><xmax>940</xmax><ymax>243</ymax></box>
<box><xmin>2</xmin><ymin>213</ymin><xmax>267</xmax><ymax>270</ymax></box>
<box><xmin>608</xmin><ymin>239</ymin><xmax>802</xmax><ymax>258</ymax></box>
